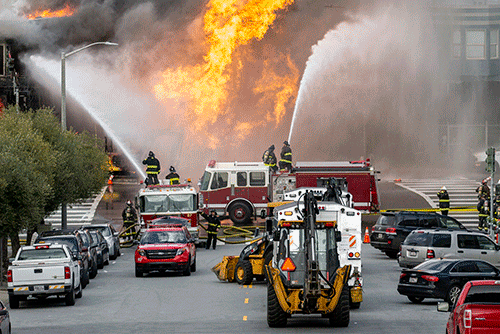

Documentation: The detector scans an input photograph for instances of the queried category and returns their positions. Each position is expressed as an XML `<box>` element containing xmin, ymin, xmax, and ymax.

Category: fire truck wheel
<box><xmin>234</xmin><ymin>260</ymin><xmax>253</xmax><ymax>285</ymax></box>
<box><xmin>329</xmin><ymin>285</ymin><xmax>350</xmax><ymax>327</ymax></box>
<box><xmin>228</xmin><ymin>202</ymin><xmax>253</xmax><ymax>225</ymax></box>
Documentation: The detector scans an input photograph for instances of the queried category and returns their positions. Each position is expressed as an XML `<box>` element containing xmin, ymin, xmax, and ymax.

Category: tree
<box><xmin>0</xmin><ymin>106</ymin><xmax>109</xmax><ymax>269</ymax></box>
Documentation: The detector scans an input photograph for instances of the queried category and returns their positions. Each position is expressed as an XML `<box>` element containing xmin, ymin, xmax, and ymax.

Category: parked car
<box><xmin>438</xmin><ymin>280</ymin><xmax>500</xmax><ymax>334</ymax></box>
<box><xmin>35</xmin><ymin>230</ymin><xmax>90</xmax><ymax>288</ymax></box>
<box><xmin>399</xmin><ymin>229</ymin><xmax>500</xmax><ymax>268</ymax></box>
<box><xmin>0</xmin><ymin>300</ymin><xmax>11</xmax><ymax>333</ymax></box>
<box><xmin>83</xmin><ymin>224</ymin><xmax>120</xmax><ymax>260</ymax></box>
<box><xmin>78</xmin><ymin>229</ymin><xmax>98</xmax><ymax>279</ymax></box>
<box><xmin>8</xmin><ymin>243</ymin><xmax>82</xmax><ymax>308</ymax></box>
<box><xmin>370</xmin><ymin>211</ymin><xmax>467</xmax><ymax>259</ymax></box>
<box><xmin>134</xmin><ymin>225</ymin><xmax>196</xmax><ymax>277</ymax></box>
<box><xmin>397</xmin><ymin>258</ymin><xmax>500</xmax><ymax>305</ymax></box>
<box><xmin>88</xmin><ymin>230</ymin><xmax>109</xmax><ymax>269</ymax></box>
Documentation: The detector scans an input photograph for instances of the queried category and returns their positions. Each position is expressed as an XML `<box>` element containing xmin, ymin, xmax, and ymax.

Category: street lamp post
<box><xmin>60</xmin><ymin>41</ymin><xmax>118</xmax><ymax>229</ymax></box>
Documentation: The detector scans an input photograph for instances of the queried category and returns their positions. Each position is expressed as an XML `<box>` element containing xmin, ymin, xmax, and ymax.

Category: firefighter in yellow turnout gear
<box><xmin>201</xmin><ymin>210</ymin><xmax>221</xmax><ymax>250</ymax></box>
<box><xmin>142</xmin><ymin>151</ymin><xmax>161</xmax><ymax>185</ymax></box>
<box><xmin>165</xmin><ymin>166</ymin><xmax>180</xmax><ymax>185</ymax></box>
<box><xmin>279</xmin><ymin>141</ymin><xmax>292</xmax><ymax>172</ymax></box>
<box><xmin>263</xmin><ymin>145</ymin><xmax>278</xmax><ymax>173</ymax></box>
<box><xmin>437</xmin><ymin>186</ymin><xmax>450</xmax><ymax>216</ymax></box>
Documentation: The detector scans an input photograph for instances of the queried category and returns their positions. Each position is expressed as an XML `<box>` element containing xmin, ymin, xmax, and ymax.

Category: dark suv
<box><xmin>78</xmin><ymin>229</ymin><xmax>99</xmax><ymax>279</ymax></box>
<box><xmin>370</xmin><ymin>211</ymin><xmax>467</xmax><ymax>259</ymax></box>
<box><xmin>35</xmin><ymin>230</ymin><xmax>90</xmax><ymax>288</ymax></box>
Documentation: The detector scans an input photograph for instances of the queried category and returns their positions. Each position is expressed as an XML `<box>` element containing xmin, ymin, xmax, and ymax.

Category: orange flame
<box><xmin>154</xmin><ymin>0</ymin><xmax>296</xmax><ymax>144</ymax></box>
<box><xmin>26</xmin><ymin>3</ymin><xmax>75</xmax><ymax>20</ymax></box>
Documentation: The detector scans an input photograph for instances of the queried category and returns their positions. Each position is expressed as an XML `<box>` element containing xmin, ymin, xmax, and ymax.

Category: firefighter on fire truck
<box><xmin>142</xmin><ymin>151</ymin><xmax>161</xmax><ymax>185</ymax></box>
<box><xmin>122</xmin><ymin>200</ymin><xmax>138</xmax><ymax>240</ymax></box>
<box><xmin>262</xmin><ymin>145</ymin><xmax>278</xmax><ymax>173</ymax></box>
<box><xmin>200</xmin><ymin>209</ymin><xmax>221</xmax><ymax>250</ymax></box>
<box><xmin>165</xmin><ymin>166</ymin><xmax>180</xmax><ymax>185</ymax></box>
<box><xmin>279</xmin><ymin>141</ymin><xmax>292</xmax><ymax>172</ymax></box>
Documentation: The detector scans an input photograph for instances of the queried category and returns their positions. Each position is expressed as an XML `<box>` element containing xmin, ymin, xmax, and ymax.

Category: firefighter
<box><xmin>437</xmin><ymin>186</ymin><xmax>450</xmax><ymax>216</ymax></box>
<box><xmin>262</xmin><ymin>145</ymin><xmax>278</xmax><ymax>173</ymax></box>
<box><xmin>122</xmin><ymin>200</ymin><xmax>138</xmax><ymax>240</ymax></box>
<box><xmin>200</xmin><ymin>209</ymin><xmax>221</xmax><ymax>250</ymax></box>
<box><xmin>477</xmin><ymin>195</ymin><xmax>489</xmax><ymax>231</ymax></box>
<box><xmin>279</xmin><ymin>141</ymin><xmax>293</xmax><ymax>172</ymax></box>
<box><xmin>476</xmin><ymin>178</ymin><xmax>490</xmax><ymax>200</ymax></box>
<box><xmin>142</xmin><ymin>151</ymin><xmax>160</xmax><ymax>185</ymax></box>
<box><xmin>165</xmin><ymin>166</ymin><xmax>180</xmax><ymax>185</ymax></box>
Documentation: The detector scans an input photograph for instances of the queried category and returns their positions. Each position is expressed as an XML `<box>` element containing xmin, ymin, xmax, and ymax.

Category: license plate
<box><xmin>409</xmin><ymin>277</ymin><xmax>418</xmax><ymax>283</ymax></box>
<box><xmin>33</xmin><ymin>285</ymin><xmax>45</xmax><ymax>292</ymax></box>
<box><xmin>407</xmin><ymin>251</ymin><xmax>417</xmax><ymax>258</ymax></box>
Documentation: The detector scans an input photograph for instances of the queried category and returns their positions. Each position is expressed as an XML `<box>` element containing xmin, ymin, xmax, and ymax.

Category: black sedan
<box><xmin>397</xmin><ymin>259</ymin><xmax>500</xmax><ymax>305</ymax></box>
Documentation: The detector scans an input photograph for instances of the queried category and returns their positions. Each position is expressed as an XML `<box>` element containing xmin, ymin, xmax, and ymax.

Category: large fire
<box><xmin>154</xmin><ymin>0</ymin><xmax>298</xmax><ymax>149</ymax></box>
<box><xmin>25</xmin><ymin>3</ymin><xmax>75</xmax><ymax>20</ymax></box>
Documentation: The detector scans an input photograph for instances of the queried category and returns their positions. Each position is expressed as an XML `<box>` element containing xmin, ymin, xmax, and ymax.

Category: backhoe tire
<box><xmin>267</xmin><ymin>284</ymin><xmax>287</xmax><ymax>328</ymax></box>
<box><xmin>329</xmin><ymin>285</ymin><xmax>350</xmax><ymax>327</ymax></box>
<box><xmin>234</xmin><ymin>260</ymin><xmax>253</xmax><ymax>285</ymax></box>
<box><xmin>228</xmin><ymin>202</ymin><xmax>253</xmax><ymax>225</ymax></box>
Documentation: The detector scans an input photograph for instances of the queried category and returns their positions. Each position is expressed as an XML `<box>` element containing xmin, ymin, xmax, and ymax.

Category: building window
<box><xmin>452</xmin><ymin>30</ymin><xmax>461</xmax><ymax>59</ymax></box>
<box><xmin>466</xmin><ymin>30</ymin><xmax>486</xmax><ymax>59</ymax></box>
<box><xmin>491</xmin><ymin>29</ymin><xmax>499</xmax><ymax>59</ymax></box>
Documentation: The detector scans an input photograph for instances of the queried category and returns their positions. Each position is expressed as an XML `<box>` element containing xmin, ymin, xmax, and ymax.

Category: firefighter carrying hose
<box><xmin>143</xmin><ymin>151</ymin><xmax>160</xmax><ymax>185</ymax></box>
<box><xmin>122</xmin><ymin>200</ymin><xmax>138</xmax><ymax>240</ymax></box>
<box><xmin>262</xmin><ymin>145</ymin><xmax>278</xmax><ymax>173</ymax></box>
<box><xmin>437</xmin><ymin>186</ymin><xmax>450</xmax><ymax>216</ymax></box>
<box><xmin>477</xmin><ymin>195</ymin><xmax>489</xmax><ymax>232</ymax></box>
<box><xmin>279</xmin><ymin>141</ymin><xmax>292</xmax><ymax>172</ymax></box>
<box><xmin>165</xmin><ymin>166</ymin><xmax>180</xmax><ymax>185</ymax></box>
<box><xmin>200</xmin><ymin>210</ymin><xmax>221</xmax><ymax>250</ymax></box>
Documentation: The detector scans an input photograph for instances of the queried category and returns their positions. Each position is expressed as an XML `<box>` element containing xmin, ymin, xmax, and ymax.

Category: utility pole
<box><xmin>485</xmin><ymin>147</ymin><xmax>496</xmax><ymax>239</ymax></box>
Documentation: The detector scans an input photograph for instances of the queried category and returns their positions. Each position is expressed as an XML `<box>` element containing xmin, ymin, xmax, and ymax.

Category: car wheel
<box><xmin>408</xmin><ymin>296</ymin><xmax>425</xmax><ymax>304</ymax></box>
<box><xmin>65</xmin><ymin>287</ymin><xmax>76</xmax><ymax>306</ymax></box>
<box><xmin>190</xmin><ymin>257</ymin><xmax>196</xmax><ymax>273</ymax></box>
<box><xmin>110</xmin><ymin>245</ymin><xmax>118</xmax><ymax>260</ymax></box>
<box><xmin>234</xmin><ymin>260</ymin><xmax>253</xmax><ymax>285</ymax></box>
<box><xmin>228</xmin><ymin>202</ymin><xmax>253</xmax><ymax>225</ymax></box>
<box><xmin>135</xmin><ymin>265</ymin><xmax>143</xmax><ymax>277</ymax></box>
<box><xmin>385</xmin><ymin>251</ymin><xmax>398</xmax><ymax>259</ymax></box>
<box><xmin>183</xmin><ymin>257</ymin><xmax>192</xmax><ymax>276</ymax></box>
<box><xmin>447</xmin><ymin>284</ymin><xmax>462</xmax><ymax>305</ymax></box>
<box><xmin>104</xmin><ymin>255</ymin><xmax>109</xmax><ymax>266</ymax></box>
<box><xmin>97</xmin><ymin>257</ymin><xmax>104</xmax><ymax>269</ymax></box>
<box><xmin>8</xmin><ymin>295</ymin><xmax>19</xmax><ymax>309</ymax></box>
<box><xmin>76</xmin><ymin>284</ymin><xmax>83</xmax><ymax>299</ymax></box>
<box><xmin>89</xmin><ymin>261</ymin><xmax>98</xmax><ymax>279</ymax></box>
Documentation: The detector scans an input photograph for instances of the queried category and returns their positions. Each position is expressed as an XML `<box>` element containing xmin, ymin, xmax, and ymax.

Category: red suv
<box><xmin>135</xmin><ymin>226</ymin><xmax>196</xmax><ymax>277</ymax></box>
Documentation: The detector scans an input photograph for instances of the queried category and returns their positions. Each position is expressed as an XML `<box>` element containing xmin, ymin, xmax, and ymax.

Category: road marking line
<box><xmin>249</xmin><ymin>284</ymin><xmax>253</xmax><ymax>288</ymax></box>
<box><xmin>244</xmin><ymin>298</ymin><xmax>249</xmax><ymax>304</ymax></box>
<box><xmin>243</xmin><ymin>285</ymin><xmax>247</xmax><ymax>288</ymax></box>
<box><xmin>243</xmin><ymin>316</ymin><xmax>247</xmax><ymax>321</ymax></box>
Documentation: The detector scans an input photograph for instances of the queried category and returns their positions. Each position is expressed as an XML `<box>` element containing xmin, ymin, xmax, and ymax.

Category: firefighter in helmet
<box><xmin>142</xmin><ymin>151</ymin><xmax>160</xmax><ymax>185</ymax></box>
<box><xmin>279</xmin><ymin>141</ymin><xmax>292</xmax><ymax>172</ymax></box>
<box><xmin>122</xmin><ymin>200</ymin><xmax>138</xmax><ymax>240</ymax></box>
<box><xmin>476</xmin><ymin>178</ymin><xmax>490</xmax><ymax>200</ymax></box>
<box><xmin>165</xmin><ymin>166</ymin><xmax>180</xmax><ymax>185</ymax></box>
<box><xmin>477</xmin><ymin>195</ymin><xmax>490</xmax><ymax>231</ymax></box>
<box><xmin>262</xmin><ymin>145</ymin><xmax>278</xmax><ymax>173</ymax></box>
<box><xmin>437</xmin><ymin>186</ymin><xmax>450</xmax><ymax>216</ymax></box>
<box><xmin>200</xmin><ymin>209</ymin><xmax>221</xmax><ymax>250</ymax></box>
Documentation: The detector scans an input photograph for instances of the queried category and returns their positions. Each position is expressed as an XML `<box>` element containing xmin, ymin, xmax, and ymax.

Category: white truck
<box><xmin>7</xmin><ymin>243</ymin><xmax>82</xmax><ymax>308</ymax></box>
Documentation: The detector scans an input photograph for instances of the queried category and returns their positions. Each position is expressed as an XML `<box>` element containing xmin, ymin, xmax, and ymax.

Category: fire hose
<box><xmin>197</xmin><ymin>222</ymin><xmax>265</xmax><ymax>244</ymax></box>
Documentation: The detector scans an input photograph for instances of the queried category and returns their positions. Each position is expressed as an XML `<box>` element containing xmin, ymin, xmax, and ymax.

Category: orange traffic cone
<box><xmin>107</xmin><ymin>175</ymin><xmax>114</xmax><ymax>185</ymax></box>
<box><xmin>363</xmin><ymin>227</ymin><xmax>370</xmax><ymax>243</ymax></box>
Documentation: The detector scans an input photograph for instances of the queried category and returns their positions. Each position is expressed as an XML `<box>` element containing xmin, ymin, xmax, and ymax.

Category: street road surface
<box><xmin>9</xmin><ymin>243</ymin><xmax>449</xmax><ymax>333</ymax></box>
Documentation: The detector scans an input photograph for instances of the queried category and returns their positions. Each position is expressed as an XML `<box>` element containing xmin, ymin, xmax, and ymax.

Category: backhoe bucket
<box><xmin>212</xmin><ymin>256</ymin><xmax>239</xmax><ymax>282</ymax></box>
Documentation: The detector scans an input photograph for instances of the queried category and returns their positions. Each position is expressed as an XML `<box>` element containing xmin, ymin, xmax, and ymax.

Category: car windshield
<box><xmin>404</xmin><ymin>232</ymin><xmax>431</xmax><ymax>246</ymax></box>
<box><xmin>38</xmin><ymin>238</ymin><xmax>78</xmax><ymax>253</ymax></box>
<box><xmin>88</xmin><ymin>233</ymin><xmax>99</xmax><ymax>247</ymax></box>
<box><xmin>141</xmin><ymin>194</ymin><xmax>196</xmax><ymax>213</ymax></box>
<box><xmin>87</xmin><ymin>226</ymin><xmax>111</xmax><ymax>237</ymax></box>
<box><xmin>465</xmin><ymin>285</ymin><xmax>500</xmax><ymax>304</ymax></box>
<box><xmin>18</xmin><ymin>248</ymin><xmax>68</xmax><ymax>260</ymax></box>
<box><xmin>377</xmin><ymin>215</ymin><xmax>396</xmax><ymax>226</ymax></box>
<box><xmin>140</xmin><ymin>231</ymin><xmax>187</xmax><ymax>244</ymax></box>
<box><xmin>413</xmin><ymin>260</ymin><xmax>453</xmax><ymax>271</ymax></box>
<box><xmin>79</xmin><ymin>233</ymin><xmax>90</xmax><ymax>247</ymax></box>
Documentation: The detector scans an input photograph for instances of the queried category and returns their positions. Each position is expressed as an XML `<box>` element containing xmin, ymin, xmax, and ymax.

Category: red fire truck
<box><xmin>199</xmin><ymin>160</ymin><xmax>380</xmax><ymax>224</ymax></box>
<box><xmin>135</xmin><ymin>182</ymin><xmax>200</xmax><ymax>242</ymax></box>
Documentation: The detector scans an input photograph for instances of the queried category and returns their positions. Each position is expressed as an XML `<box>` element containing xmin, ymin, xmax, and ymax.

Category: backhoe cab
<box><xmin>265</xmin><ymin>191</ymin><xmax>351</xmax><ymax>327</ymax></box>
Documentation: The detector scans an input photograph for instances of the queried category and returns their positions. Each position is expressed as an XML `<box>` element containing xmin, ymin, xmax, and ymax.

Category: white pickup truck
<box><xmin>7</xmin><ymin>243</ymin><xmax>82</xmax><ymax>308</ymax></box>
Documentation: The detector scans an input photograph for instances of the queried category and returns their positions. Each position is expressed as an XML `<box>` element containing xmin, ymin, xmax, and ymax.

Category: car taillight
<box><xmin>7</xmin><ymin>270</ymin><xmax>12</xmax><ymax>283</ymax></box>
<box><xmin>464</xmin><ymin>309</ymin><xmax>472</xmax><ymax>328</ymax></box>
<box><xmin>371</xmin><ymin>226</ymin><xmax>375</xmax><ymax>233</ymax></box>
<box><xmin>421</xmin><ymin>275</ymin><xmax>439</xmax><ymax>282</ymax></box>
<box><xmin>426</xmin><ymin>249</ymin><xmax>435</xmax><ymax>259</ymax></box>
<box><xmin>64</xmin><ymin>266</ymin><xmax>71</xmax><ymax>279</ymax></box>
<box><xmin>400</xmin><ymin>273</ymin><xmax>407</xmax><ymax>279</ymax></box>
<box><xmin>385</xmin><ymin>227</ymin><xmax>397</xmax><ymax>235</ymax></box>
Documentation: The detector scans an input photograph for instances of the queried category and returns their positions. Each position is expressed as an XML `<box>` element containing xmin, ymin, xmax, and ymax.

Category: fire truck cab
<box><xmin>135</xmin><ymin>182</ymin><xmax>199</xmax><ymax>243</ymax></box>
<box><xmin>199</xmin><ymin>159</ymin><xmax>379</xmax><ymax>225</ymax></box>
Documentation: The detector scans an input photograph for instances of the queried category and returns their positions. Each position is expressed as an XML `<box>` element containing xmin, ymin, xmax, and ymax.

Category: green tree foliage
<box><xmin>0</xmin><ymin>106</ymin><xmax>109</xmax><ymax>257</ymax></box>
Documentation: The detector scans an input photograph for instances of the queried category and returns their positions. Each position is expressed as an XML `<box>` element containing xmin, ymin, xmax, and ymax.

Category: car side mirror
<box><xmin>437</xmin><ymin>301</ymin><xmax>450</xmax><ymax>312</ymax></box>
<box><xmin>335</xmin><ymin>231</ymin><xmax>342</xmax><ymax>242</ymax></box>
